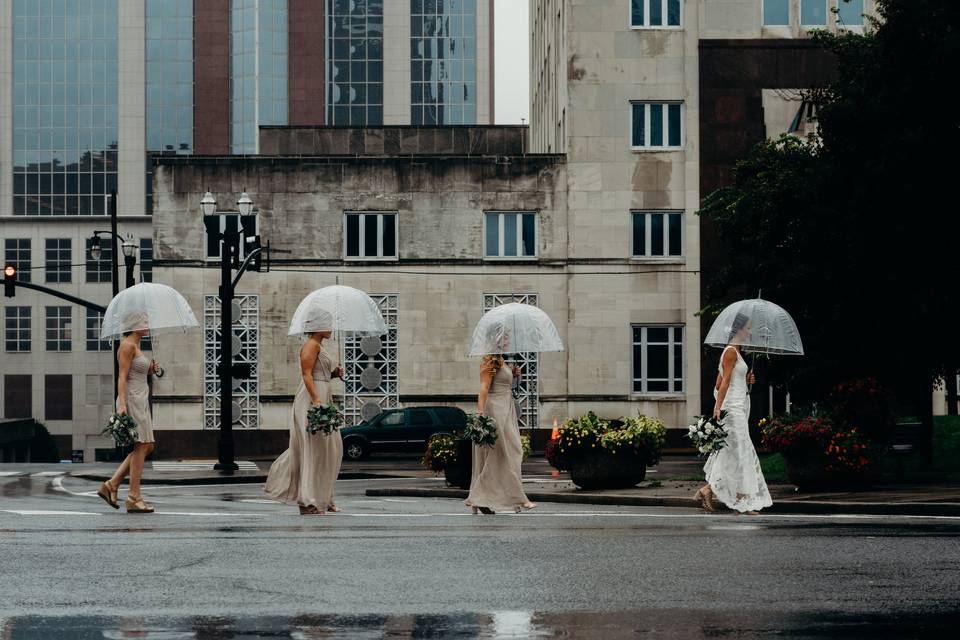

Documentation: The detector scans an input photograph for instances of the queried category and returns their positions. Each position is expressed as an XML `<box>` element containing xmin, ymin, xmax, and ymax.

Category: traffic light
<box><xmin>3</xmin><ymin>264</ymin><xmax>15</xmax><ymax>298</ymax></box>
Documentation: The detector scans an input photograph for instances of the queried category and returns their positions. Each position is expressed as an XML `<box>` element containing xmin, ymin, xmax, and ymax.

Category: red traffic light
<box><xmin>3</xmin><ymin>264</ymin><xmax>15</xmax><ymax>279</ymax></box>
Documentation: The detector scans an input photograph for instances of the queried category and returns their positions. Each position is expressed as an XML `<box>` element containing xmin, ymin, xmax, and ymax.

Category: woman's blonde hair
<box><xmin>480</xmin><ymin>354</ymin><xmax>505</xmax><ymax>376</ymax></box>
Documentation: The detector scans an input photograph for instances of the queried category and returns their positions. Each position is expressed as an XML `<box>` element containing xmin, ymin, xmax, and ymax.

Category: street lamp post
<box><xmin>90</xmin><ymin>232</ymin><xmax>138</xmax><ymax>288</ymax></box>
<box><xmin>202</xmin><ymin>191</ymin><xmax>259</xmax><ymax>473</ymax></box>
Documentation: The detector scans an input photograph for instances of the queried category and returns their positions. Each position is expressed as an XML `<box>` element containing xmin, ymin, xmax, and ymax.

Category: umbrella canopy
<box><xmin>100</xmin><ymin>283</ymin><xmax>199</xmax><ymax>340</ymax></box>
<box><xmin>468</xmin><ymin>303</ymin><xmax>564</xmax><ymax>356</ymax></box>
<box><xmin>288</xmin><ymin>285</ymin><xmax>388</xmax><ymax>337</ymax></box>
<box><xmin>704</xmin><ymin>297</ymin><xmax>804</xmax><ymax>355</ymax></box>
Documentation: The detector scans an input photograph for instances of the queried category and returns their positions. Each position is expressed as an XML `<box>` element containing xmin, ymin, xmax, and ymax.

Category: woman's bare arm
<box><xmin>300</xmin><ymin>341</ymin><xmax>321</xmax><ymax>405</ymax></box>
<box><xmin>117</xmin><ymin>342</ymin><xmax>134</xmax><ymax>414</ymax></box>
<box><xmin>477</xmin><ymin>365</ymin><xmax>495</xmax><ymax>415</ymax></box>
<box><xmin>712</xmin><ymin>347</ymin><xmax>738</xmax><ymax>419</ymax></box>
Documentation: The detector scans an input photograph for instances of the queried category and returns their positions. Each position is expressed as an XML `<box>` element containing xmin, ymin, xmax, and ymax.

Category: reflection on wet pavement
<box><xmin>2</xmin><ymin>610</ymin><xmax>959</xmax><ymax>639</ymax></box>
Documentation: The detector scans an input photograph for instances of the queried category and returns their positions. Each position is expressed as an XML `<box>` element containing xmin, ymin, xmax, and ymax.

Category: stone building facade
<box><xmin>148</xmin><ymin>124</ymin><xmax>700</xmax><ymax>457</ymax></box>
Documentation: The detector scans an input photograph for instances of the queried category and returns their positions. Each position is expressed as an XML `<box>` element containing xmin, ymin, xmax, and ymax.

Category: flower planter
<box><xmin>568</xmin><ymin>448</ymin><xmax>646</xmax><ymax>490</ymax></box>
<box><xmin>783</xmin><ymin>447</ymin><xmax>872</xmax><ymax>491</ymax></box>
<box><xmin>443</xmin><ymin>438</ymin><xmax>473</xmax><ymax>490</ymax></box>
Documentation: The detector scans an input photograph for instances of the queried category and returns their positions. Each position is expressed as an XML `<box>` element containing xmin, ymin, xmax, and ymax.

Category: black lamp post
<box><xmin>202</xmin><ymin>190</ymin><xmax>258</xmax><ymax>473</ymax></box>
<box><xmin>90</xmin><ymin>232</ymin><xmax>138</xmax><ymax>288</ymax></box>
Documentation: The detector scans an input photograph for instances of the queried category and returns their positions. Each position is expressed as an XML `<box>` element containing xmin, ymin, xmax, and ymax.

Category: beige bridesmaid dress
<box><xmin>465</xmin><ymin>364</ymin><xmax>531</xmax><ymax>513</ymax></box>
<box><xmin>117</xmin><ymin>353</ymin><xmax>155</xmax><ymax>443</ymax></box>
<box><xmin>265</xmin><ymin>347</ymin><xmax>343</xmax><ymax>510</ymax></box>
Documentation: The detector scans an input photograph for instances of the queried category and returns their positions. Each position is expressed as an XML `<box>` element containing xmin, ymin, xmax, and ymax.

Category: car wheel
<box><xmin>343</xmin><ymin>438</ymin><xmax>368</xmax><ymax>461</ymax></box>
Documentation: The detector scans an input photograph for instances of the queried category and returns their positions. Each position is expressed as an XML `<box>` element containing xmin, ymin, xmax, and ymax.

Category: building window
<box><xmin>631</xmin><ymin>102</ymin><xmax>683</xmax><ymax>150</ymax></box>
<box><xmin>45</xmin><ymin>306</ymin><xmax>72</xmax><ymax>352</ymax></box>
<box><xmin>327</xmin><ymin>0</ymin><xmax>384</xmax><ymax>126</ymax></box>
<box><xmin>837</xmin><ymin>0</ymin><xmax>864</xmax><ymax>27</ymax></box>
<box><xmin>762</xmin><ymin>0</ymin><xmax>790</xmax><ymax>26</ymax></box>
<box><xmin>231</xmin><ymin>0</ymin><xmax>289</xmax><ymax>153</ymax></box>
<box><xmin>484</xmin><ymin>212</ymin><xmax>538</xmax><ymax>259</ymax></box>
<box><xmin>140</xmin><ymin>237</ymin><xmax>153</xmax><ymax>282</ymax></box>
<box><xmin>44</xmin><ymin>374</ymin><xmax>72</xmax><ymax>420</ymax></box>
<box><xmin>85</xmin><ymin>237</ymin><xmax>113</xmax><ymax>283</ymax></box>
<box><xmin>411</xmin><ymin>0</ymin><xmax>478</xmax><ymax>125</ymax></box>
<box><xmin>85</xmin><ymin>374</ymin><xmax>114</xmax><ymax>406</ymax></box>
<box><xmin>801</xmin><ymin>0</ymin><xmax>827</xmax><ymax>26</ymax></box>
<box><xmin>632</xmin><ymin>211</ymin><xmax>683</xmax><ymax>258</ymax></box>
<box><xmin>631</xmin><ymin>0</ymin><xmax>681</xmax><ymax>28</ymax></box>
<box><xmin>5</xmin><ymin>307</ymin><xmax>31</xmax><ymax>352</ymax></box>
<box><xmin>345</xmin><ymin>212</ymin><xmax>398</xmax><ymax>260</ymax></box>
<box><xmin>45</xmin><ymin>239</ymin><xmax>72</xmax><ymax>283</ymax></box>
<box><xmin>146</xmin><ymin>0</ymin><xmax>194</xmax><ymax>155</ymax></box>
<box><xmin>4</xmin><ymin>239</ymin><xmax>32</xmax><ymax>283</ymax></box>
<box><xmin>86</xmin><ymin>309</ymin><xmax>111</xmax><ymax>352</ymax></box>
<box><xmin>4</xmin><ymin>374</ymin><xmax>32</xmax><ymax>419</ymax></box>
<box><xmin>12</xmin><ymin>0</ymin><xmax>118</xmax><ymax>216</ymax></box>
<box><xmin>632</xmin><ymin>325</ymin><xmax>684</xmax><ymax>394</ymax></box>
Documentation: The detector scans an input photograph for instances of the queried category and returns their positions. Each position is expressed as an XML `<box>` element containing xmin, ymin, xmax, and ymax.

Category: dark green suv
<box><xmin>340</xmin><ymin>406</ymin><xmax>468</xmax><ymax>460</ymax></box>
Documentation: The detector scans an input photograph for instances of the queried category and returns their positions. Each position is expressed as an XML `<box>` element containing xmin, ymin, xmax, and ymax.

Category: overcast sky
<box><xmin>494</xmin><ymin>0</ymin><xmax>530</xmax><ymax>124</ymax></box>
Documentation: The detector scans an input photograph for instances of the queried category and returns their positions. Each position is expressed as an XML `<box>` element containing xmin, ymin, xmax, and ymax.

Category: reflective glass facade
<box><xmin>146</xmin><ymin>0</ymin><xmax>193</xmax><ymax>154</ymax></box>
<box><xmin>232</xmin><ymin>0</ymin><xmax>289</xmax><ymax>153</ymax></box>
<box><xmin>12</xmin><ymin>0</ymin><xmax>119</xmax><ymax>216</ymax></box>
<box><xmin>411</xmin><ymin>0</ymin><xmax>476</xmax><ymax>125</ymax></box>
<box><xmin>327</xmin><ymin>0</ymin><xmax>384</xmax><ymax>126</ymax></box>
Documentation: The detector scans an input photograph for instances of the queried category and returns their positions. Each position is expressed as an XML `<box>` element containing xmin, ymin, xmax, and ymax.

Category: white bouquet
<box><xmin>686</xmin><ymin>410</ymin><xmax>728</xmax><ymax>457</ymax></box>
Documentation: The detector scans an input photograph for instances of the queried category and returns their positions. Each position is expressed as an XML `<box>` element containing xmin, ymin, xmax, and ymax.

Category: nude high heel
<box><xmin>97</xmin><ymin>480</ymin><xmax>119</xmax><ymax>509</ymax></box>
<box><xmin>125</xmin><ymin>494</ymin><xmax>155</xmax><ymax>513</ymax></box>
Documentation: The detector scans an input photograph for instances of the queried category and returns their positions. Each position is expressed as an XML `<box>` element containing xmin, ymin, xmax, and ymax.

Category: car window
<box><xmin>380</xmin><ymin>412</ymin><xmax>403</xmax><ymax>427</ymax></box>
<box><xmin>436</xmin><ymin>407</ymin><xmax>466</xmax><ymax>425</ymax></box>
<box><xmin>408</xmin><ymin>410</ymin><xmax>432</xmax><ymax>427</ymax></box>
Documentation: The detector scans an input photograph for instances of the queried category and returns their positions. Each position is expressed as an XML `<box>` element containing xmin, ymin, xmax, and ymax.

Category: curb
<box><xmin>364</xmin><ymin>488</ymin><xmax>960</xmax><ymax>517</ymax></box>
<box><xmin>72</xmin><ymin>471</ymin><xmax>397</xmax><ymax>486</ymax></box>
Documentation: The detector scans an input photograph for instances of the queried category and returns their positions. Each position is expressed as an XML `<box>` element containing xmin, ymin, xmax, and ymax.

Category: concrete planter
<box><xmin>443</xmin><ymin>438</ymin><xmax>473</xmax><ymax>490</ymax></box>
<box><xmin>568</xmin><ymin>448</ymin><xmax>647</xmax><ymax>490</ymax></box>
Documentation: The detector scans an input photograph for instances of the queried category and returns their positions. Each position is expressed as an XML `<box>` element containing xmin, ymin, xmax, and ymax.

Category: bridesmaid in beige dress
<box><xmin>97</xmin><ymin>326</ymin><xmax>161</xmax><ymax>513</ymax></box>
<box><xmin>265</xmin><ymin>330</ymin><xmax>344</xmax><ymax>515</ymax></box>
<box><xmin>465</xmin><ymin>355</ymin><xmax>537</xmax><ymax>514</ymax></box>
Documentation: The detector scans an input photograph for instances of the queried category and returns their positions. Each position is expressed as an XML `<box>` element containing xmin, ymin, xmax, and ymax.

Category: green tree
<box><xmin>699</xmin><ymin>0</ymin><xmax>960</xmax><ymax>443</ymax></box>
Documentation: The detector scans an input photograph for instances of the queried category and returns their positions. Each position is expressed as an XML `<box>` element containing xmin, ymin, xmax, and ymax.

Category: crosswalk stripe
<box><xmin>1</xmin><ymin>510</ymin><xmax>101</xmax><ymax>516</ymax></box>
<box><xmin>31</xmin><ymin>471</ymin><xmax>66</xmax><ymax>477</ymax></box>
<box><xmin>152</xmin><ymin>461</ymin><xmax>259</xmax><ymax>471</ymax></box>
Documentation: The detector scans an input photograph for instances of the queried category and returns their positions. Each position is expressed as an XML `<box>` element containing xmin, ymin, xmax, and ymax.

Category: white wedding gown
<box><xmin>704</xmin><ymin>347</ymin><xmax>773</xmax><ymax>513</ymax></box>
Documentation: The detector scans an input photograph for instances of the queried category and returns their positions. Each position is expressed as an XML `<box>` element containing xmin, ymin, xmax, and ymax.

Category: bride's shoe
<box><xmin>97</xmin><ymin>480</ymin><xmax>119</xmax><ymax>509</ymax></box>
<box><xmin>695</xmin><ymin>487</ymin><xmax>716</xmax><ymax>513</ymax></box>
<box><xmin>125</xmin><ymin>495</ymin><xmax>154</xmax><ymax>513</ymax></box>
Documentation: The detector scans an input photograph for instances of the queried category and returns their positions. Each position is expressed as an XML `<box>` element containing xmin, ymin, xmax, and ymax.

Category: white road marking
<box><xmin>238</xmin><ymin>499</ymin><xmax>279</xmax><ymax>504</ymax></box>
<box><xmin>31</xmin><ymin>471</ymin><xmax>65</xmax><ymax>477</ymax></box>
<box><xmin>152</xmin><ymin>461</ymin><xmax>259</xmax><ymax>471</ymax></box>
<box><xmin>1</xmin><ymin>510</ymin><xmax>101</xmax><ymax>516</ymax></box>
<box><xmin>0</xmin><ymin>471</ymin><xmax>23</xmax><ymax>477</ymax></box>
<box><xmin>381</xmin><ymin>498</ymin><xmax>419</xmax><ymax>503</ymax></box>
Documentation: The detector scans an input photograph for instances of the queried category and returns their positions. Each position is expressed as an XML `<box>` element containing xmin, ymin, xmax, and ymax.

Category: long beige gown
<box><xmin>265</xmin><ymin>347</ymin><xmax>343</xmax><ymax>509</ymax></box>
<box><xmin>464</xmin><ymin>364</ymin><xmax>530</xmax><ymax>513</ymax></box>
<box><xmin>116</xmin><ymin>353</ymin><xmax>155</xmax><ymax>443</ymax></box>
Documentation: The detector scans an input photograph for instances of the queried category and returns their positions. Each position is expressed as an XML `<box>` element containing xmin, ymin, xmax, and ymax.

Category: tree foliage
<box><xmin>699</xmin><ymin>0</ymin><xmax>960</xmax><ymax>406</ymax></box>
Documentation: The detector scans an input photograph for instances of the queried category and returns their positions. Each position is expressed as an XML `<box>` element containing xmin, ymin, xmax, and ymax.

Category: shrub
<box><xmin>421</xmin><ymin>433</ymin><xmax>458</xmax><ymax>473</ymax></box>
<box><xmin>761</xmin><ymin>415</ymin><xmax>872</xmax><ymax>474</ymax></box>
<box><xmin>550</xmin><ymin>411</ymin><xmax>666</xmax><ymax>470</ymax></box>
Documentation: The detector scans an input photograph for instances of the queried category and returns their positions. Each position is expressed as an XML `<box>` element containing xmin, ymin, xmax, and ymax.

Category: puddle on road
<box><xmin>2</xmin><ymin>610</ymin><xmax>959</xmax><ymax>639</ymax></box>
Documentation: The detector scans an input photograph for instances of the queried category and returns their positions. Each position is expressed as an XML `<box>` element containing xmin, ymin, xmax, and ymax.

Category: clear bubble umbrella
<box><xmin>469</xmin><ymin>303</ymin><xmax>565</xmax><ymax>356</ymax></box>
<box><xmin>288</xmin><ymin>285</ymin><xmax>388</xmax><ymax>337</ymax></box>
<box><xmin>703</xmin><ymin>297</ymin><xmax>804</xmax><ymax>355</ymax></box>
<box><xmin>100</xmin><ymin>282</ymin><xmax>199</xmax><ymax>340</ymax></box>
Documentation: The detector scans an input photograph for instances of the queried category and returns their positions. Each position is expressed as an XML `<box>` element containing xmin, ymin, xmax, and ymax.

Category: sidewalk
<box><xmin>6</xmin><ymin>455</ymin><xmax>959</xmax><ymax>516</ymax></box>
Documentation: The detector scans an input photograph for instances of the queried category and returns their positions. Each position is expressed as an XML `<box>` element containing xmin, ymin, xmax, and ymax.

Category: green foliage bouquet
<box><xmin>102</xmin><ymin>413</ymin><xmax>139</xmax><ymax>448</ymax></box>
<box><xmin>306</xmin><ymin>404</ymin><xmax>344</xmax><ymax>435</ymax></box>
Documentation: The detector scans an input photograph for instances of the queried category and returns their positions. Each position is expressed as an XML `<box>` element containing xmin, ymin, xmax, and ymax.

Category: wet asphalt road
<box><xmin>1</xmin><ymin>472</ymin><xmax>959</xmax><ymax>639</ymax></box>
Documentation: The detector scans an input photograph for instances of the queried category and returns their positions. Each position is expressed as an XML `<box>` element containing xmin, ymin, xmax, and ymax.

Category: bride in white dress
<box><xmin>695</xmin><ymin>313</ymin><xmax>773</xmax><ymax>515</ymax></box>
